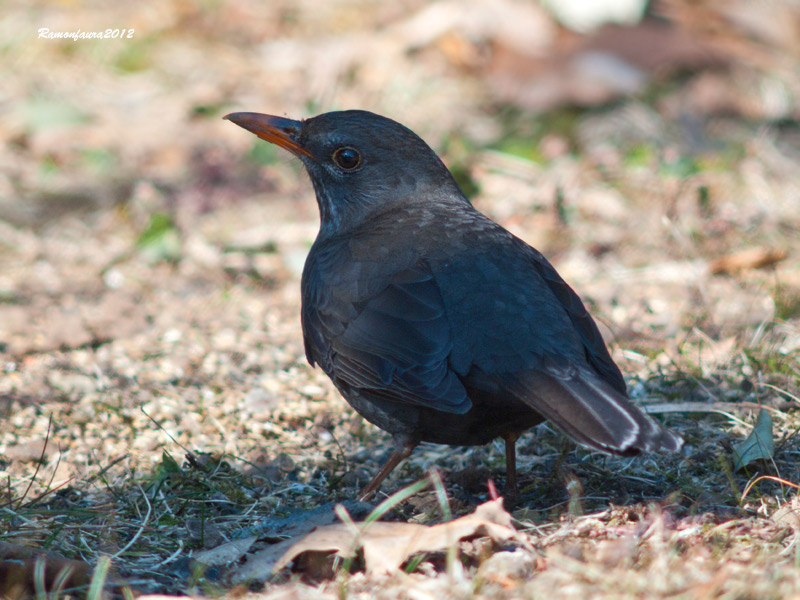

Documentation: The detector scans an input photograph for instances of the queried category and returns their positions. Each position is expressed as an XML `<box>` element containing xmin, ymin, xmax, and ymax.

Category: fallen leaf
<box><xmin>272</xmin><ymin>498</ymin><xmax>523</xmax><ymax>576</ymax></box>
<box><xmin>772</xmin><ymin>497</ymin><xmax>800</xmax><ymax>532</ymax></box>
<box><xmin>192</xmin><ymin>536</ymin><xmax>257</xmax><ymax>567</ymax></box>
<box><xmin>486</xmin><ymin>21</ymin><xmax>726</xmax><ymax>112</ymax></box>
<box><xmin>0</xmin><ymin>542</ymin><xmax>95</xmax><ymax>600</ymax></box>
<box><xmin>227</xmin><ymin>500</ymin><xmax>372</xmax><ymax>584</ymax></box>
<box><xmin>732</xmin><ymin>409</ymin><xmax>775</xmax><ymax>471</ymax></box>
<box><xmin>710</xmin><ymin>247</ymin><xmax>788</xmax><ymax>275</ymax></box>
<box><xmin>229</xmin><ymin>538</ymin><xmax>299</xmax><ymax>585</ymax></box>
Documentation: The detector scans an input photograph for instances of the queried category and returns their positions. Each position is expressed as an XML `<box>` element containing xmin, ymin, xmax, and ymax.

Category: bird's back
<box><xmin>299</xmin><ymin>197</ymin><xmax>682</xmax><ymax>454</ymax></box>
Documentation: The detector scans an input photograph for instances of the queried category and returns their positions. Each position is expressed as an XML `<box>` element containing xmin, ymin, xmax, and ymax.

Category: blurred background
<box><xmin>1</xmin><ymin>0</ymin><xmax>799</xmax><ymax>515</ymax></box>
<box><xmin>3</xmin><ymin>0</ymin><xmax>799</xmax><ymax>355</ymax></box>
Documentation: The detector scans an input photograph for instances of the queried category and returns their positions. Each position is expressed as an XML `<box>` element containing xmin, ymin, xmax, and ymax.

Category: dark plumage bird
<box><xmin>225</xmin><ymin>109</ymin><xmax>682</xmax><ymax>500</ymax></box>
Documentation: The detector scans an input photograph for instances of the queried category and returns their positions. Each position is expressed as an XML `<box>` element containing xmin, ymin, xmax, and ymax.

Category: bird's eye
<box><xmin>332</xmin><ymin>147</ymin><xmax>362</xmax><ymax>171</ymax></box>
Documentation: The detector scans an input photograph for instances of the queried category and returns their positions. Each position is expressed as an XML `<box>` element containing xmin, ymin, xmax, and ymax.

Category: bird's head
<box><xmin>224</xmin><ymin>110</ymin><xmax>464</xmax><ymax>236</ymax></box>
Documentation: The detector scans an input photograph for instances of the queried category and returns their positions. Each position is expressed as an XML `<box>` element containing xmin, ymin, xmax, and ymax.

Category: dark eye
<box><xmin>332</xmin><ymin>147</ymin><xmax>362</xmax><ymax>171</ymax></box>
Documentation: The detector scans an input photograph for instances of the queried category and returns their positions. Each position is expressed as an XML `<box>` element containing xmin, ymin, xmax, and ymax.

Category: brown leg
<box><xmin>502</xmin><ymin>431</ymin><xmax>521</xmax><ymax>504</ymax></box>
<box><xmin>358</xmin><ymin>436</ymin><xmax>418</xmax><ymax>501</ymax></box>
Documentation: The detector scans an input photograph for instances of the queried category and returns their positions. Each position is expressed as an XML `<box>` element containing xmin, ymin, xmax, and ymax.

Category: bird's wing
<box><xmin>479</xmin><ymin>243</ymin><xmax>681</xmax><ymax>453</ymax></box>
<box><xmin>526</xmin><ymin>245</ymin><xmax>628</xmax><ymax>395</ymax></box>
<box><xmin>304</xmin><ymin>265</ymin><xmax>471</xmax><ymax>414</ymax></box>
<box><xmin>444</xmin><ymin>230</ymin><xmax>680</xmax><ymax>454</ymax></box>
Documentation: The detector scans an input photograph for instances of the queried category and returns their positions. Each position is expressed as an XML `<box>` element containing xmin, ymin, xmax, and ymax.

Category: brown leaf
<box><xmin>227</xmin><ymin>500</ymin><xmax>373</xmax><ymax>584</ymax></box>
<box><xmin>773</xmin><ymin>497</ymin><xmax>800</xmax><ymax>532</ymax></box>
<box><xmin>710</xmin><ymin>247</ymin><xmax>788</xmax><ymax>275</ymax></box>
<box><xmin>273</xmin><ymin>499</ymin><xmax>523</xmax><ymax>576</ymax></box>
<box><xmin>486</xmin><ymin>21</ymin><xmax>727</xmax><ymax>111</ymax></box>
<box><xmin>0</xmin><ymin>543</ymin><xmax>95</xmax><ymax>600</ymax></box>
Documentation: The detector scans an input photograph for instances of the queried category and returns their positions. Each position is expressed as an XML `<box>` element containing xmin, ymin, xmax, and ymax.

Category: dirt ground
<box><xmin>1</xmin><ymin>1</ymin><xmax>800</xmax><ymax>598</ymax></box>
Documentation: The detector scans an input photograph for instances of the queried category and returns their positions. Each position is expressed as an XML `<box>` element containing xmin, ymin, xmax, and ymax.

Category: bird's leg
<box><xmin>357</xmin><ymin>435</ymin><xmax>418</xmax><ymax>501</ymax></box>
<box><xmin>502</xmin><ymin>431</ymin><xmax>521</xmax><ymax>504</ymax></box>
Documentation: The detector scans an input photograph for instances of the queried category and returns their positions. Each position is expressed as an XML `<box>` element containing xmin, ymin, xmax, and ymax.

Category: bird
<box><xmin>224</xmin><ymin>109</ymin><xmax>682</xmax><ymax>501</ymax></box>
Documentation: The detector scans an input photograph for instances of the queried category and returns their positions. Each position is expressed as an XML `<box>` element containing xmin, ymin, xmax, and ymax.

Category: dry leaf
<box><xmin>227</xmin><ymin>500</ymin><xmax>372</xmax><ymax>584</ymax></box>
<box><xmin>732</xmin><ymin>409</ymin><xmax>775</xmax><ymax>471</ymax></box>
<box><xmin>273</xmin><ymin>499</ymin><xmax>522</xmax><ymax>576</ymax></box>
<box><xmin>487</xmin><ymin>21</ymin><xmax>725</xmax><ymax>111</ymax></box>
<box><xmin>229</xmin><ymin>538</ymin><xmax>299</xmax><ymax>585</ymax></box>
<box><xmin>710</xmin><ymin>247</ymin><xmax>788</xmax><ymax>275</ymax></box>
<box><xmin>0</xmin><ymin>543</ymin><xmax>95</xmax><ymax>600</ymax></box>
<box><xmin>772</xmin><ymin>497</ymin><xmax>800</xmax><ymax>532</ymax></box>
<box><xmin>192</xmin><ymin>535</ymin><xmax>257</xmax><ymax>567</ymax></box>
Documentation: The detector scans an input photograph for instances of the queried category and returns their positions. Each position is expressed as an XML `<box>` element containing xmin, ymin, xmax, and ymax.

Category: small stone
<box><xmin>103</xmin><ymin>268</ymin><xmax>125</xmax><ymax>289</ymax></box>
<box><xmin>299</xmin><ymin>384</ymin><xmax>324</xmax><ymax>398</ymax></box>
<box><xmin>480</xmin><ymin>550</ymin><xmax>535</xmax><ymax>582</ymax></box>
<box><xmin>245</xmin><ymin>388</ymin><xmax>277</xmax><ymax>414</ymax></box>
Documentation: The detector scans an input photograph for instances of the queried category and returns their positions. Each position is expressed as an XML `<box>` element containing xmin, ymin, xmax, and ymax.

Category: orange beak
<box><xmin>224</xmin><ymin>112</ymin><xmax>312</xmax><ymax>158</ymax></box>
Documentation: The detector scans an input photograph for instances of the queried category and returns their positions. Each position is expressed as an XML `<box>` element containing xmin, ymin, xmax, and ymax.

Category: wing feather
<box><xmin>305</xmin><ymin>265</ymin><xmax>471</xmax><ymax>414</ymax></box>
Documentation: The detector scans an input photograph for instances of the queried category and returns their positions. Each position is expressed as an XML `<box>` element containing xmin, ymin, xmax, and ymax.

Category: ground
<box><xmin>1</xmin><ymin>1</ymin><xmax>800</xmax><ymax>598</ymax></box>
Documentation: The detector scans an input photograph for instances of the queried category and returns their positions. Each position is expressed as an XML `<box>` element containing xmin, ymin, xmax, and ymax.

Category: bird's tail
<box><xmin>506</xmin><ymin>362</ymin><xmax>682</xmax><ymax>455</ymax></box>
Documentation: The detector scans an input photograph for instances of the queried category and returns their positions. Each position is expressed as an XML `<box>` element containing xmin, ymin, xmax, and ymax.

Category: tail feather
<box><xmin>505</xmin><ymin>363</ymin><xmax>682</xmax><ymax>455</ymax></box>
